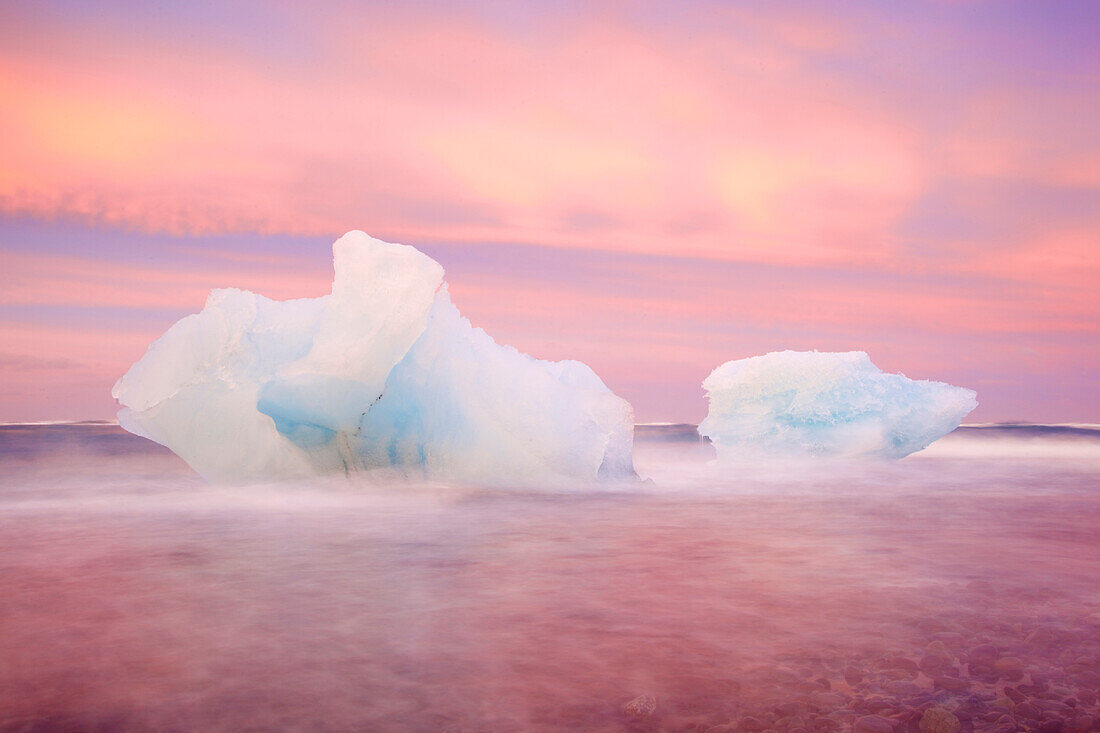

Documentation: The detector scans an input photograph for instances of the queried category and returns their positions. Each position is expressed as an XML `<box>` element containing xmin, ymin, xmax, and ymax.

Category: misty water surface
<box><xmin>1</xmin><ymin>424</ymin><xmax>1098</xmax><ymax>732</ymax></box>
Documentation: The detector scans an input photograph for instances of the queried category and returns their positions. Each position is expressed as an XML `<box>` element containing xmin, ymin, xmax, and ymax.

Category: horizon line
<box><xmin>4</xmin><ymin>420</ymin><xmax>1099</xmax><ymax>430</ymax></box>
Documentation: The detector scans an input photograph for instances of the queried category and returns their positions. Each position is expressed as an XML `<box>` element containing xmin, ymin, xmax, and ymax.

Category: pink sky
<box><xmin>0</xmin><ymin>1</ymin><xmax>1097</xmax><ymax>423</ymax></box>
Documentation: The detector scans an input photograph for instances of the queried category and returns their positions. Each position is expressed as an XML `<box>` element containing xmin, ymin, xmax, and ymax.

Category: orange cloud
<box><xmin>0</xmin><ymin>7</ymin><xmax>928</xmax><ymax>266</ymax></box>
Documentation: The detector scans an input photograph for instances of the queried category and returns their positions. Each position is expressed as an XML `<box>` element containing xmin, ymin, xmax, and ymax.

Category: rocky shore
<box><xmin>623</xmin><ymin>588</ymin><xmax>1100</xmax><ymax>733</ymax></box>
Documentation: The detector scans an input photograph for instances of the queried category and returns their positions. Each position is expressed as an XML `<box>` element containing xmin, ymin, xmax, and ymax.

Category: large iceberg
<box><xmin>113</xmin><ymin>231</ymin><xmax>635</xmax><ymax>484</ymax></box>
<box><xmin>698</xmin><ymin>351</ymin><xmax>977</xmax><ymax>459</ymax></box>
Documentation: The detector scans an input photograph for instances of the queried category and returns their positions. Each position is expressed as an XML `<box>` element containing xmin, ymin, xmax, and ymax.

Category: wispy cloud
<box><xmin>0</xmin><ymin>1</ymin><xmax>1096</xmax><ymax>421</ymax></box>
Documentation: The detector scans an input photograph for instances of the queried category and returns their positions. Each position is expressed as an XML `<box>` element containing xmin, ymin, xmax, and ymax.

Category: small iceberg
<box><xmin>698</xmin><ymin>350</ymin><xmax>977</xmax><ymax>460</ymax></box>
<box><xmin>113</xmin><ymin>231</ymin><xmax>635</xmax><ymax>484</ymax></box>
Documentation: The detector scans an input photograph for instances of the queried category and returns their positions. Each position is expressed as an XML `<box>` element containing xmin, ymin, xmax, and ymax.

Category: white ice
<box><xmin>113</xmin><ymin>231</ymin><xmax>635</xmax><ymax>484</ymax></box>
<box><xmin>698</xmin><ymin>350</ymin><xmax>977</xmax><ymax>460</ymax></box>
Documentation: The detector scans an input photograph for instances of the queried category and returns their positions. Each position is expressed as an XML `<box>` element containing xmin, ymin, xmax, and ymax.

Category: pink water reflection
<box><xmin>1</xmin><ymin>425</ymin><xmax>1098</xmax><ymax>731</ymax></box>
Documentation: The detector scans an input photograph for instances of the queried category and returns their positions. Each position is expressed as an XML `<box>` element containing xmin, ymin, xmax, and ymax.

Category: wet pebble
<box><xmin>926</xmin><ymin>641</ymin><xmax>952</xmax><ymax>658</ymax></box>
<box><xmin>776</xmin><ymin>703</ymin><xmax>811</xmax><ymax>718</ymax></box>
<box><xmin>852</xmin><ymin>698</ymin><xmax>895</xmax><ymax>715</ymax></box>
<box><xmin>932</xmin><ymin>676</ymin><xmax>969</xmax><ymax>693</ymax></box>
<box><xmin>967</xmin><ymin>645</ymin><xmax>1000</xmax><ymax>665</ymax></box>
<box><xmin>1035</xmin><ymin>699</ymin><xmax>1072</xmax><ymax>716</ymax></box>
<box><xmin>810</xmin><ymin>692</ymin><xmax>845</xmax><ymax>709</ymax></box>
<box><xmin>623</xmin><ymin>693</ymin><xmax>657</xmax><ymax>720</ymax></box>
<box><xmin>845</xmin><ymin>668</ymin><xmax>866</xmax><ymax>687</ymax></box>
<box><xmin>1027</xmin><ymin>625</ymin><xmax>1069</xmax><ymax>645</ymax></box>
<box><xmin>992</xmin><ymin>657</ymin><xmax>1024</xmax><ymax>680</ymax></box>
<box><xmin>931</xmin><ymin>633</ymin><xmax>965</xmax><ymax>648</ymax></box>
<box><xmin>1013</xmin><ymin>703</ymin><xmax>1040</xmax><ymax>720</ymax></box>
<box><xmin>774</xmin><ymin>714</ymin><xmax>805</xmax><ymax>731</ymax></box>
<box><xmin>1063</xmin><ymin>716</ymin><xmax>1094</xmax><ymax>733</ymax></box>
<box><xmin>915</xmin><ymin>704</ymin><xmax>959</xmax><ymax>730</ymax></box>
<box><xmin>853</xmin><ymin>714</ymin><xmax>894</xmax><ymax>733</ymax></box>
<box><xmin>884</xmin><ymin>681</ymin><xmax>922</xmax><ymax>698</ymax></box>
<box><xmin>920</xmin><ymin>655</ymin><xmax>950</xmax><ymax>676</ymax></box>
<box><xmin>882</xmin><ymin>657</ymin><xmax>920</xmax><ymax>673</ymax></box>
<box><xmin>738</xmin><ymin>715</ymin><xmax>766</xmax><ymax>732</ymax></box>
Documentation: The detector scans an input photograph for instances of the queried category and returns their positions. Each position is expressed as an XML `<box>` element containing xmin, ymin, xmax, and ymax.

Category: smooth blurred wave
<box><xmin>1</xmin><ymin>423</ymin><xmax>1098</xmax><ymax>732</ymax></box>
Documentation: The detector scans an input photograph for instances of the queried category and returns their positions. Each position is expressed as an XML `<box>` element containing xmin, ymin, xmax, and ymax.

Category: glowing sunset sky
<box><xmin>1</xmin><ymin>1</ymin><xmax>1097</xmax><ymax>423</ymax></box>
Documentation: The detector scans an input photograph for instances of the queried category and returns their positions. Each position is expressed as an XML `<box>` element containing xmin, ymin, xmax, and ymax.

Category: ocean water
<box><xmin>1</xmin><ymin>423</ymin><xmax>1098</xmax><ymax>732</ymax></box>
